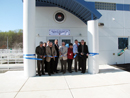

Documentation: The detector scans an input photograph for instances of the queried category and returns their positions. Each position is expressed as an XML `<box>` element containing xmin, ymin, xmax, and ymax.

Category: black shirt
<box><xmin>50</xmin><ymin>47</ymin><xmax>52</xmax><ymax>56</ymax></box>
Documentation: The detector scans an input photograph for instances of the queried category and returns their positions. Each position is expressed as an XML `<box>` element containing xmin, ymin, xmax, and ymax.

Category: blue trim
<box><xmin>91</xmin><ymin>13</ymin><xmax>93</xmax><ymax>20</ymax></box>
<box><xmin>116</xmin><ymin>4</ymin><xmax>124</xmax><ymax>11</ymax></box>
<box><xmin>116</xmin><ymin>4</ymin><xmax>130</xmax><ymax>11</ymax></box>
<box><xmin>74</xmin><ymin>0</ymin><xmax>102</xmax><ymax>19</ymax></box>
<box><xmin>36</xmin><ymin>2</ymin><xmax>56</xmax><ymax>7</ymax></box>
<box><xmin>36</xmin><ymin>0</ymin><xmax>102</xmax><ymax>24</ymax></box>
<box><xmin>86</xmin><ymin>2</ymin><xmax>95</xmax><ymax>8</ymax></box>
<box><xmin>23</xmin><ymin>54</ymin><xmax>35</xmax><ymax>56</ymax></box>
<box><xmin>124</xmin><ymin>4</ymin><xmax>130</xmax><ymax>11</ymax></box>
<box><xmin>34</xmin><ymin>1</ymin><xmax>130</xmax><ymax>12</ymax></box>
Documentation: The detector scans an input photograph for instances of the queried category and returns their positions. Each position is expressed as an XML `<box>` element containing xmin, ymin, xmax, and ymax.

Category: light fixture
<box><xmin>37</xmin><ymin>34</ymin><xmax>40</xmax><ymax>37</ymax></box>
<box><xmin>98</xmin><ymin>23</ymin><xmax>104</xmax><ymax>26</ymax></box>
<box><xmin>112</xmin><ymin>18</ymin><xmax>115</xmax><ymax>21</ymax></box>
<box><xmin>79</xmin><ymin>33</ymin><xmax>82</xmax><ymax>36</ymax></box>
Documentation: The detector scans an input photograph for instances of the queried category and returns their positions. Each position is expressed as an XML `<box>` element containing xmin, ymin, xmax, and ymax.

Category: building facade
<box><xmin>23</xmin><ymin>0</ymin><xmax>130</xmax><ymax>77</ymax></box>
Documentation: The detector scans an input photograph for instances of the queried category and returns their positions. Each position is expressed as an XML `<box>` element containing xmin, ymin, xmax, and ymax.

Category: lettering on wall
<box><xmin>49</xmin><ymin>29</ymin><xmax>70</xmax><ymax>36</ymax></box>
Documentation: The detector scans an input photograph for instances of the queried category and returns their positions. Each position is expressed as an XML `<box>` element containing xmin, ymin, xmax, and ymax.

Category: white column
<box><xmin>87</xmin><ymin>20</ymin><xmax>99</xmax><ymax>74</ymax></box>
<box><xmin>23</xmin><ymin>0</ymin><xmax>36</xmax><ymax>77</ymax></box>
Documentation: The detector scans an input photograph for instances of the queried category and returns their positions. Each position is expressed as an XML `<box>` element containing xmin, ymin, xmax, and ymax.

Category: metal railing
<box><xmin>0</xmin><ymin>49</ymin><xmax>23</xmax><ymax>65</ymax></box>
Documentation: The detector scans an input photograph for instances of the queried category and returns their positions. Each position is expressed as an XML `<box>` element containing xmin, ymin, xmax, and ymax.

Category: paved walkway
<box><xmin>0</xmin><ymin>65</ymin><xmax>130</xmax><ymax>98</ymax></box>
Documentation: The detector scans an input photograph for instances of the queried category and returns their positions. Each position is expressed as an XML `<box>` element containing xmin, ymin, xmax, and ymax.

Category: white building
<box><xmin>23</xmin><ymin>0</ymin><xmax>130</xmax><ymax>77</ymax></box>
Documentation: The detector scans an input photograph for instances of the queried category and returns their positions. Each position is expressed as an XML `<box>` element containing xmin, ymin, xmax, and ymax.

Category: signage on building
<box><xmin>49</xmin><ymin>29</ymin><xmax>70</xmax><ymax>36</ymax></box>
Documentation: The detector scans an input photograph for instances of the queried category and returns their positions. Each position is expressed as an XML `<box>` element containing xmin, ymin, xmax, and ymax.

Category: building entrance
<box><xmin>46</xmin><ymin>36</ymin><xmax>73</xmax><ymax>46</ymax></box>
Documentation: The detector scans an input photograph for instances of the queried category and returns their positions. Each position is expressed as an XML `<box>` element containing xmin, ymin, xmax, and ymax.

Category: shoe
<box><xmin>75</xmin><ymin>70</ymin><xmax>77</xmax><ymax>72</ymax></box>
<box><xmin>78</xmin><ymin>69</ymin><xmax>81</xmax><ymax>71</ymax></box>
<box><xmin>69</xmin><ymin>71</ymin><xmax>73</xmax><ymax>73</ymax></box>
<box><xmin>42</xmin><ymin>73</ymin><xmax>45</xmax><ymax>75</ymax></box>
<box><xmin>81</xmin><ymin>72</ymin><xmax>85</xmax><ymax>74</ymax></box>
<box><xmin>48</xmin><ymin>74</ymin><xmax>51</xmax><ymax>76</ymax></box>
<box><xmin>39</xmin><ymin>74</ymin><xmax>41</xmax><ymax>76</ymax></box>
<box><xmin>55</xmin><ymin>71</ymin><xmax>58</xmax><ymax>73</ymax></box>
<box><xmin>51</xmin><ymin>72</ymin><xmax>54</xmax><ymax>74</ymax></box>
<box><xmin>63</xmin><ymin>72</ymin><xmax>65</xmax><ymax>74</ymax></box>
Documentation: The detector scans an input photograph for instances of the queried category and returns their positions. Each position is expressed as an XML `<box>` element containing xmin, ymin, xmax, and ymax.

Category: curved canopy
<box><xmin>36</xmin><ymin>0</ymin><xmax>102</xmax><ymax>24</ymax></box>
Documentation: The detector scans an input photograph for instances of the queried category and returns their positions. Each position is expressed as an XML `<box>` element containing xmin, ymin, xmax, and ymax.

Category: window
<box><xmin>49</xmin><ymin>39</ymin><xmax>55</xmax><ymax>45</ymax></box>
<box><xmin>118</xmin><ymin>38</ymin><xmax>128</xmax><ymax>49</ymax></box>
<box><xmin>54</xmin><ymin>11</ymin><xmax>66</xmax><ymax>23</ymax></box>
<box><xmin>62</xmin><ymin>39</ymin><xmax>71</xmax><ymax>45</ymax></box>
<box><xmin>95</xmin><ymin>2</ymin><xmax>116</xmax><ymax>11</ymax></box>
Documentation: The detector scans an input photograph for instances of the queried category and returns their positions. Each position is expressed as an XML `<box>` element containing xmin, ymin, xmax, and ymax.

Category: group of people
<box><xmin>35</xmin><ymin>39</ymin><xmax>89</xmax><ymax>76</ymax></box>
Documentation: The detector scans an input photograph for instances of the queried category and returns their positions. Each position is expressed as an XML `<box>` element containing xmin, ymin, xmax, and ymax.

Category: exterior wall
<box><xmin>35</xmin><ymin>0</ymin><xmax>130</xmax><ymax>65</ymax></box>
<box><xmin>35</xmin><ymin>7</ymin><xmax>87</xmax><ymax>46</ymax></box>
<box><xmin>87</xmin><ymin>0</ymin><xmax>130</xmax><ymax>64</ymax></box>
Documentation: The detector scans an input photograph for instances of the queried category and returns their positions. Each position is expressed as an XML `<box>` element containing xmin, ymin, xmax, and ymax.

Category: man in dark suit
<box><xmin>43</xmin><ymin>42</ymin><xmax>48</xmax><ymax>72</ymax></box>
<box><xmin>78</xmin><ymin>40</ymin><xmax>89</xmax><ymax>73</ymax></box>
<box><xmin>35</xmin><ymin>41</ymin><xmax>46</xmax><ymax>76</ymax></box>
<box><xmin>54</xmin><ymin>39</ymin><xmax>59</xmax><ymax>73</ymax></box>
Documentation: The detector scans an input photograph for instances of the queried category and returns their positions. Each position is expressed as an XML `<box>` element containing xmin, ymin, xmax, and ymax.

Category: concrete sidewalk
<box><xmin>0</xmin><ymin>65</ymin><xmax>130</xmax><ymax>98</ymax></box>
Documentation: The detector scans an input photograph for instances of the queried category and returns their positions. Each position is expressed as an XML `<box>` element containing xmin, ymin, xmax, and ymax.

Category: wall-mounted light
<box><xmin>98</xmin><ymin>23</ymin><xmax>104</xmax><ymax>26</ymax></box>
<box><xmin>79</xmin><ymin>33</ymin><xmax>82</xmax><ymax>36</ymax></box>
<box><xmin>112</xmin><ymin>18</ymin><xmax>115</xmax><ymax>21</ymax></box>
<box><xmin>37</xmin><ymin>34</ymin><xmax>40</xmax><ymax>37</ymax></box>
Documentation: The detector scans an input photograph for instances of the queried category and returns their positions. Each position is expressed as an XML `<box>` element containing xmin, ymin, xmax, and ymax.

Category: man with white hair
<box><xmin>59</xmin><ymin>42</ymin><xmax>68</xmax><ymax>74</ymax></box>
<box><xmin>46</xmin><ymin>42</ymin><xmax>57</xmax><ymax>76</ymax></box>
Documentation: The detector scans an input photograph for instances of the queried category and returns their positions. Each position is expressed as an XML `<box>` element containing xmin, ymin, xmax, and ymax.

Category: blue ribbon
<box><xmin>23</xmin><ymin>54</ymin><xmax>57</xmax><ymax>60</ymax></box>
<box><xmin>23</xmin><ymin>54</ymin><xmax>42</xmax><ymax>60</ymax></box>
<box><xmin>45</xmin><ymin>55</ymin><xmax>57</xmax><ymax>57</ymax></box>
<box><xmin>89</xmin><ymin>53</ymin><xmax>99</xmax><ymax>56</ymax></box>
<box><xmin>60</xmin><ymin>55</ymin><xmax>63</xmax><ymax>57</ymax></box>
<box><xmin>74</xmin><ymin>54</ymin><xmax>77</xmax><ymax>58</ymax></box>
<box><xmin>23</xmin><ymin>54</ymin><xmax>35</xmax><ymax>56</ymax></box>
<box><xmin>24</xmin><ymin>57</ymin><xmax>43</xmax><ymax>60</ymax></box>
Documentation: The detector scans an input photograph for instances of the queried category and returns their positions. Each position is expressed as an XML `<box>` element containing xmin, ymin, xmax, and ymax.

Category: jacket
<box><xmin>46</xmin><ymin>46</ymin><xmax>57</xmax><ymax>62</ymax></box>
<box><xmin>54</xmin><ymin>44</ymin><xmax>59</xmax><ymax>57</ymax></box>
<box><xmin>59</xmin><ymin>46</ymin><xmax>68</xmax><ymax>60</ymax></box>
<box><xmin>78</xmin><ymin>44</ymin><xmax>89</xmax><ymax>58</ymax></box>
<box><xmin>67</xmin><ymin>48</ymin><xmax>73</xmax><ymax>59</ymax></box>
<box><xmin>35</xmin><ymin>46</ymin><xmax>46</xmax><ymax>58</ymax></box>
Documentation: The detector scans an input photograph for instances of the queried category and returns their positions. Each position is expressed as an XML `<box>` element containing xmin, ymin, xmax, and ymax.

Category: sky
<box><xmin>0</xmin><ymin>0</ymin><xmax>23</xmax><ymax>32</ymax></box>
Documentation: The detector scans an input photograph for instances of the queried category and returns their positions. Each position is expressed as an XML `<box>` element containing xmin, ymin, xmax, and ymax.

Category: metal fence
<box><xmin>0</xmin><ymin>49</ymin><xmax>23</xmax><ymax>65</ymax></box>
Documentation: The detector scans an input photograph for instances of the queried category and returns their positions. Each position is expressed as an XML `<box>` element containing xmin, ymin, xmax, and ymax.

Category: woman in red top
<box><xmin>67</xmin><ymin>43</ymin><xmax>73</xmax><ymax>73</ymax></box>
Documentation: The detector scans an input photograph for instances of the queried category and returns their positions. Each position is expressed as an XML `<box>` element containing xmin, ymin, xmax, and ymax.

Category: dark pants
<box><xmin>54</xmin><ymin>57</ymin><xmax>59</xmax><ymax>72</ymax></box>
<box><xmin>60</xmin><ymin>59</ymin><xmax>67</xmax><ymax>73</ymax></box>
<box><xmin>74</xmin><ymin>54</ymin><xmax>80</xmax><ymax>71</ymax></box>
<box><xmin>47</xmin><ymin>58</ymin><xmax>54</xmax><ymax>75</ymax></box>
<box><xmin>80</xmin><ymin>56</ymin><xmax>87</xmax><ymax>73</ymax></box>
<box><xmin>68</xmin><ymin>59</ymin><xmax>73</xmax><ymax>72</ymax></box>
<box><xmin>37</xmin><ymin>59</ymin><xmax>44</xmax><ymax>75</ymax></box>
<box><xmin>44</xmin><ymin>58</ymin><xmax>48</xmax><ymax>72</ymax></box>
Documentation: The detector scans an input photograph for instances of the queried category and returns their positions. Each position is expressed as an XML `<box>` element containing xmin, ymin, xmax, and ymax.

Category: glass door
<box><xmin>46</xmin><ymin>37</ymin><xmax>60</xmax><ymax>45</ymax></box>
<box><xmin>59</xmin><ymin>37</ymin><xmax>73</xmax><ymax>46</ymax></box>
<box><xmin>46</xmin><ymin>36</ymin><xmax>73</xmax><ymax>46</ymax></box>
